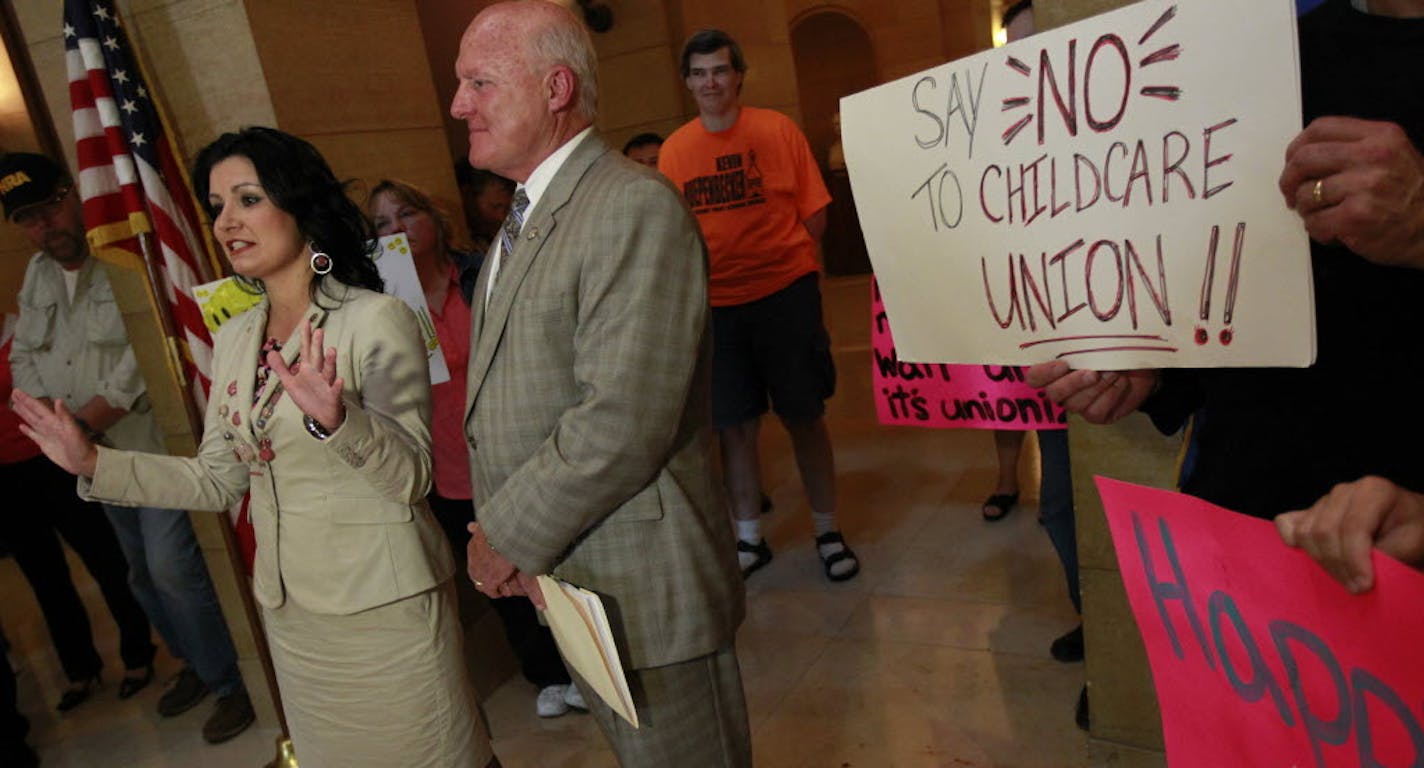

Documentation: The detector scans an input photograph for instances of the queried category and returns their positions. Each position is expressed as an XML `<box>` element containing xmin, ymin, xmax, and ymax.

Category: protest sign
<box><xmin>1097</xmin><ymin>478</ymin><xmax>1424</xmax><ymax>767</ymax></box>
<box><xmin>842</xmin><ymin>0</ymin><xmax>1313</xmax><ymax>369</ymax></box>
<box><xmin>872</xmin><ymin>279</ymin><xmax>1063</xmax><ymax>429</ymax></box>
<box><xmin>373</xmin><ymin>233</ymin><xmax>450</xmax><ymax>385</ymax></box>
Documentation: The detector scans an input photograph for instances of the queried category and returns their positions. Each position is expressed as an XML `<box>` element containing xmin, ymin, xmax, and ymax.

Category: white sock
<box><xmin>736</xmin><ymin>519</ymin><xmax>764</xmax><ymax>570</ymax></box>
<box><xmin>736</xmin><ymin>519</ymin><xmax>762</xmax><ymax>544</ymax></box>
<box><xmin>813</xmin><ymin>514</ymin><xmax>856</xmax><ymax>578</ymax></box>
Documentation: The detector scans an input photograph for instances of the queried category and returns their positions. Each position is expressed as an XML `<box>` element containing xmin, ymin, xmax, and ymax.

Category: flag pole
<box><xmin>131</xmin><ymin>230</ymin><xmax>201</xmax><ymax>430</ymax></box>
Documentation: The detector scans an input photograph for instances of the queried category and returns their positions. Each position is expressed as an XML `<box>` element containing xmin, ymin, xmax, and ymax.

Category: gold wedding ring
<box><xmin>1312</xmin><ymin>178</ymin><xmax>1324</xmax><ymax>205</ymax></box>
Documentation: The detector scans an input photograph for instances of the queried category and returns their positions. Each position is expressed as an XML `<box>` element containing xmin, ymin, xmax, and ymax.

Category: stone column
<box><xmin>1036</xmin><ymin>0</ymin><xmax>1172</xmax><ymax>764</ymax></box>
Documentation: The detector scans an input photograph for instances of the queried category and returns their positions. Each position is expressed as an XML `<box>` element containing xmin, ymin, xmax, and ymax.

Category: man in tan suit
<box><xmin>453</xmin><ymin>2</ymin><xmax>749</xmax><ymax>766</ymax></box>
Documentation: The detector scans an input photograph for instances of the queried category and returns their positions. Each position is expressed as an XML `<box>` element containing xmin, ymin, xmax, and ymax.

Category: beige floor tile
<box><xmin>839</xmin><ymin>594</ymin><xmax>1078</xmax><ymax>659</ymax></box>
<box><xmin>482</xmin><ymin>681</ymin><xmax>615</xmax><ymax>768</ymax></box>
<box><xmin>751</xmin><ymin>639</ymin><xmax>1087</xmax><ymax>768</ymax></box>
<box><xmin>740</xmin><ymin>588</ymin><xmax>867</xmax><ymax>638</ymax></box>
<box><xmin>736</xmin><ymin>630</ymin><xmax>835</xmax><ymax>726</ymax></box>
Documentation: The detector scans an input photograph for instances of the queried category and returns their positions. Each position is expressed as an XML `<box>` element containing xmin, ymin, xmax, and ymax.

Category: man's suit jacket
<box><xmin>465</xmin><ymin>133</ymin><xmax>744</xmax><ymax>671</ymax></box>
<box><xmin>84</xmin><ymin>284</ymin><xmax>453</xmax><ymax>614</ymax></box>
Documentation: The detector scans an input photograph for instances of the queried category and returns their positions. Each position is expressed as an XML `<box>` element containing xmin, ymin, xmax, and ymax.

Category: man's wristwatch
<box><xmin>73</xmin><ymin>417</ymin><xmax>107</xmax><ymax>446</ymax></box>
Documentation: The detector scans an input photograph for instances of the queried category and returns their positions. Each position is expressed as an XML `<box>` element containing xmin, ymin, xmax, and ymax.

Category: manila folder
<box><xmin>536</xmin><ymin>575</ymin><xmax>638</xmax><ymax>728</ymax></box>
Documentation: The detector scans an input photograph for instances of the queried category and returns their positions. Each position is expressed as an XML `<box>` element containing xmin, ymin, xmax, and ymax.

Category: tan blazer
<box><xmin>465</xmin><ymin>133</ymin><xmax>744</xmax><ymax>671</ymax></box>
<box><xmin>85</xmin><ymin>284</ymin><xmax>453</xmax><ymax>614</ymax></box>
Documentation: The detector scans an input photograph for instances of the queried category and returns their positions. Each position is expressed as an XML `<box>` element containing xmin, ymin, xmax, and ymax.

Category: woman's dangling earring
<box><xmin>309</xmin><ymin>243</ymin><xmax>332</xmax><ymax>275</ymax></box>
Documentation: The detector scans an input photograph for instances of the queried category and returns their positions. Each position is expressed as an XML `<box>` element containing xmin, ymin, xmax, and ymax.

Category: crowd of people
<box><xmin>1</xmin><ymin>0</ymin><xmax>1422</xmax><ymax>765</ymax></box>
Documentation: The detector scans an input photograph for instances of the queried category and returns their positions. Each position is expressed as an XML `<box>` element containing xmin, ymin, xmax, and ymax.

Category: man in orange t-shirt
<box><xmin>660</xmin><ymin>29</ymin><xmax>858</xmax><ymax>583</ymax></box>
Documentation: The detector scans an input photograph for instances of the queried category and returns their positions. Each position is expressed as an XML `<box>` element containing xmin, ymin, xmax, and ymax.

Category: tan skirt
<box><xmin>262</xmin><ymin>580</ymin><xmax>492</xmax><ymax>768</ymax></box>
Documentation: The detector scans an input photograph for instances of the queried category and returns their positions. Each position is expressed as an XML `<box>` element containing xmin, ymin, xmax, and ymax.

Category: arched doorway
<box><xmin>790</xmin><ymin>8</ymin><xmax>876</xmax><ymax>275</ymax></box>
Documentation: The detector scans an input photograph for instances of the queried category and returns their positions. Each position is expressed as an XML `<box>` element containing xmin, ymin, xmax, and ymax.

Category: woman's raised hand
<box><xmin>11</xmin><ymin>390</ymin><xmax>98</xmax><ymax>477</ymax></box>
<box><xmin>269</xmin><ymin>320</ymin><xmax>345</xmax><ymax>433</ymax></box>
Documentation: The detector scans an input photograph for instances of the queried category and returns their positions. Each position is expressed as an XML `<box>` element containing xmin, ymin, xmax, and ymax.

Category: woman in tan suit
<box><xmin>15</xmin><ymin>127</ymin><xmax>494</xmax><ymax>768</ymax></box>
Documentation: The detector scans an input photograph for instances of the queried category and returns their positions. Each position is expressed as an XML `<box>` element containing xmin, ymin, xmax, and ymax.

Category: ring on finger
<box><xmin>1312</xmin><ymin>178</ymin><xmax>1324</xmax><ymax>205</ymax></box>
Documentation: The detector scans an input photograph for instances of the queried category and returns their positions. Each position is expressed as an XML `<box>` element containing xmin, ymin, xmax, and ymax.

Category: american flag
<box><xmin>63</xmin><ymin>0</ymin><xmax>215</xmax><ymax>406</ymax></box>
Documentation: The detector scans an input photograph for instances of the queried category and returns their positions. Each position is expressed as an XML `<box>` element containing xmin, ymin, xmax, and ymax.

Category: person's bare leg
<box><xmin>720</xmin><ymin>419</ymin><xmax>770</xmax><ymax>575</ymax></box>
<box><xmin>720</xmin><ymin>419</ymin><xmax>764</xmax><ymax>523</ymax></box>
<box><xmin>992</xmin><ymin>429</ymin><xmax>1025</xmax><ymax>497</ymax></box>
<box><xmin>981</xmin><ymin>429</ymin><xmax>1025</xmax><ymax>520</ymax></box>
<box><xmin>785</xmin><ymin>415</ymin><xmax>858</xmax><ymax>580</ymax></box>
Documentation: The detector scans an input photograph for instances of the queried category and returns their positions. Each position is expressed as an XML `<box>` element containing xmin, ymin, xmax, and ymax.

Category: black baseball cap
<box><xmin>0</xmin><ymin>153</ymin><xmax>70</xmax><ymax>221</ymax></box>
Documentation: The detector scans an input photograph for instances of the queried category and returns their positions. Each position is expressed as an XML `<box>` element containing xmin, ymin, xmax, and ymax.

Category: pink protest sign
<box><xmin>1096</xmin><ymin>477</ymin><xmax>1424</xmax><ymax>768</ymax></box>
<box><xmin>872</xmin><ymin>279</ymin><xmax>1065</xmax><ymax>430</ymax></box>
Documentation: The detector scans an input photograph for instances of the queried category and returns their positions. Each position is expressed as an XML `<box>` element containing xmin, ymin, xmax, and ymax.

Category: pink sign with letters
<box><xmin>1096</xmin><ymin>477</ymin><xmax>1424</xmax><ymax>768</ymax></box>
<box><xmin>872</xmin><ymin>279</ymin><xmax>1065</xmax><ymax>430</ymax></box>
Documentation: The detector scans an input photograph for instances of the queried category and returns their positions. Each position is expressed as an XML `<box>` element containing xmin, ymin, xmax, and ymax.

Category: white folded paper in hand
<box><xmin>536</xmin><ymin>575</ymin><xmax>638</xmax><ymax>728</ymax></box>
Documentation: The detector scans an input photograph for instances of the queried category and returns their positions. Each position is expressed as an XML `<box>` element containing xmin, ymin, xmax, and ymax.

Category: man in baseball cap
<box><xmin>0</xmin><ymin>153</ymin><xmax>86</xmax><ymax>268</ymax></box>
<box><xmin>3</xmin><ymin>151</ymin><xmax>254</xmax><ymax>743</ymax></box>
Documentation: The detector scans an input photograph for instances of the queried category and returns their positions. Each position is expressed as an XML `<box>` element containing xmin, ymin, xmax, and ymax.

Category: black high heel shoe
<box><xmin>118</xmin><ymin>664</ymin><xmax>154</xmax><ymax>699</ymax></box>
<box><xmin>56</xmin><ymin>674</ymin><xmax>100</xmax><ymax>712</ymax></box>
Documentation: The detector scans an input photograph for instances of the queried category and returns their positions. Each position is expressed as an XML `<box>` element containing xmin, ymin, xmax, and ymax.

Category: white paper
<box><xmin>842</xmin><ymin>0</ymin><xmax>1313</xmax><ymax>369</ymax></box>
<box><xmin>537</xmin><ymin>575</ymin><xmax>638</xmax><ymax>728</ymax></box>
<box><xmin>373</xmin><ymin>233</ymin><xmax>451</xmax><ymax>385</ymax></box>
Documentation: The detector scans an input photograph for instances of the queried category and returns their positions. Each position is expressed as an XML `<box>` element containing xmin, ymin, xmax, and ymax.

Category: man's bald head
<box><xmin>451</xmin><ymin>0</ymin><xmax>600</xmax><ymax>180</ymax></box>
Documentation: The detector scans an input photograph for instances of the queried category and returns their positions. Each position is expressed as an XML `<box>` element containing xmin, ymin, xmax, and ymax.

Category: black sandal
<box><xmin>816</xmin><ymin>531</ymin><xmax>860</xmax><ymax>582</ymax></box>
<box><xmin>982</xmin><ymin>492</ymin><xmax>1019</xmax><ymax>522</ymax></box>
<box><xmin>738</xmin><ymin>539</ymin><xmax>773</xmax><ymax>579</ymax></box>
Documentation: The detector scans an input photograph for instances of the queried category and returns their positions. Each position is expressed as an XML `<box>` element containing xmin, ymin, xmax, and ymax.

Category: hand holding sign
<box><xmin>1276</xmin><ymin>476</ymin><xmax>1424</xmax><ymax>595</ymax></box>
<box><xmin>1025</xmin><ymin>359</ymin><xmax>1156</xmax><ymax>424</ymax></box>
<box><xmin>1278</xmin><ymin>117</ymin><xmax>1424</xmax><ymax>269</ymax></box>
<box><xmin>1099</xmin><ymin>478</ymin><xmax>1424</xmax><ymax>768</ymax></box>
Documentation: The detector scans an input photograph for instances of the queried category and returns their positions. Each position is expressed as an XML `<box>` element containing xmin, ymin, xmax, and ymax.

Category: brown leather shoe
<box><xmin>157</xmin><ymin>667</ymin><xmax>208</xmax><ymax>717</ymax></box>
<box><xmin>202</xmin><ymin>690</ymin><xmax>255</xmax><ymax>744</ymax></box>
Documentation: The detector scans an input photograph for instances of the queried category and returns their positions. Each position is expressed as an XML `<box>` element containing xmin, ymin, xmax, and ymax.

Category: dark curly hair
<box><xmin>193</xmin><ymin>126</ymin><xmax>382</xmax><ymax>302</ymax></box>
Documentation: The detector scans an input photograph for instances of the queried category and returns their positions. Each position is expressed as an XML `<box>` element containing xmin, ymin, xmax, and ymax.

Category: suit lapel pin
<box><xmin>526</xmin><ymin>226</ymin><xmax>539</xmax><ymax>240</ymax></box>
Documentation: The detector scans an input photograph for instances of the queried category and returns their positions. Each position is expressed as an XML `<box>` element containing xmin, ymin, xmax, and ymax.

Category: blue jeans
<box><xmin>1037</xmin><ymin>429</ymin><xmax>1080</xmax><ymax>614</ymax></box>
<box><xmin>103</xmin><ymin>505</ymin><xmax>243</xmax><ymax>697</ymax></box>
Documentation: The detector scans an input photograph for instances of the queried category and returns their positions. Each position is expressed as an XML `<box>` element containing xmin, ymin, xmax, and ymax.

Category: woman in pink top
<box><xmin>366</xmin><ymin>180</ymin><xmax>581</xmax><ymax>719</ymax></box>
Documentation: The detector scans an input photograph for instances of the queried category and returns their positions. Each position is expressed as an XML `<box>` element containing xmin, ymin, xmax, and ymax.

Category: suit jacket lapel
<box><xmin>464</xmin><ymin>132</ymin><xmax>611</xmax><ymax>424</ymax></box>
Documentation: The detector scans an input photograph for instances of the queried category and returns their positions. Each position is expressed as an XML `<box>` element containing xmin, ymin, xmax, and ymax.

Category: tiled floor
<box><xmin>3</xmin><ymin>274</ymin><xmax>1112</xmax><ymax>767</ymax></box>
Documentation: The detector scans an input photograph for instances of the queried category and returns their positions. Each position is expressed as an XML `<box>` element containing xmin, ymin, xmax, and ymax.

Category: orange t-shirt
<box><xmin>660</xmin><ymin>107</ymin><xmax>831</xmax><ymax>307</ymax></box>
